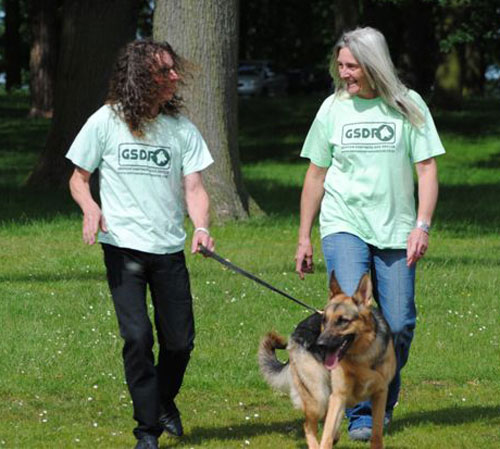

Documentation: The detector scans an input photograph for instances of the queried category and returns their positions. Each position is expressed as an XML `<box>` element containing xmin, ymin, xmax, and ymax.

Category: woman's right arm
<box><xmin>295</xmin><ymin>162</ymin><xmax>328</xmax><ymax>279</ymax></box>
<box><xmin>69</xmin><ymin>167</ymin><xmax>107</xmax><ymax>245</ymax></box>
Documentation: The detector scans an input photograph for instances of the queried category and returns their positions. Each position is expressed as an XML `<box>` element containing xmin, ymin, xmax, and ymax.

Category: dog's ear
<box><xmin>353</xmin><ymin>272</ymin><xmax>373</xmax><ymax>307</ymax></box>
<box><xmin>329</xmin><ymin>270</ymin><xmax>343</xmax><ymax>298</ymax></box>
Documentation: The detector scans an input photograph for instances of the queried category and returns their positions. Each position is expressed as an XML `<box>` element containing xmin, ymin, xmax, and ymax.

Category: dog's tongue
<box><xmin>324</xmin><ymin>350</ymin><xmax>340</xmax><ymax>371</ymax></box>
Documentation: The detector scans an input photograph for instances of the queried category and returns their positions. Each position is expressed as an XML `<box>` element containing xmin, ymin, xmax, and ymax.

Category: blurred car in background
<box><xmin>237</xmin><ymin>60</ymin><xmax>288</xmax><ymax>97</ymax></box>
<box><xmin>485</xmin><ymin>64</ymin><xmax>500</xmax><ymax>82</ymax></box>
<box><xmin>484</xmin><ymin>64</ymin><xmax>500</xmax><ymax>96</ymax></box>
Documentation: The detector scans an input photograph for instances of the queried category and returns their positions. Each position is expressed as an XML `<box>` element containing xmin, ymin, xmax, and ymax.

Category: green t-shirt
<box><xmin>301</xmin><ymin>90</ymin><xmax>445</xmax><ymax>249</ymax></box>
<box><xmin>66</xmin><ymin>105</ymin><xmax>213</xmax><ymax>254</ymax></box>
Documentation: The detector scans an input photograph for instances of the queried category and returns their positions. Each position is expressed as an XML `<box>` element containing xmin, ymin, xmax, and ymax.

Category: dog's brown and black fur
<box><xmin>258</xmin><ymin>271</ymin><xmax>396</xmax><ymax>449</ymax></box>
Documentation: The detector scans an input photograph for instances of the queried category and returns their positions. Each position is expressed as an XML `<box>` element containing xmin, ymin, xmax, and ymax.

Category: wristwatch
<box><xmin>416</xmin><ymin>220</ymin><xmax>430</xmax><ymax>234</ymax></box>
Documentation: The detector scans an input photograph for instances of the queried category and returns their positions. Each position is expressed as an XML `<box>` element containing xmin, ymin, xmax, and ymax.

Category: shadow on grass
<box><xmin>238</xmin><ymin>94</ymin><xmax>322</xmax><ymax>164</ymax></box>
<box><xmin>240</xmin><ymin>142</ymin><xmax>304</xmax><ymax>164</ymax></box>
<box><xmin>425</xmin><ymin>255</ymin><xmax>500</xmax><ymax>267</ymax></box>
<box><xmin>391</xmin><ymin>405</ymin><xmax>500</xmax><ymax>431</ymax></box>
<box><xmin>1</xmin><ymin>186</ymin><xmax>77</xmax><ymax>224</ymax></box>
<box><xmin>437</xmin><ymin>184</ymin><xmax>500</xmax><ymax>234</ymax></box>
<box><xmin>0</xmin><ymin>92</ymin><xmax>32</xmax><ymax>118</ymax></box>
<box><xmin>163</xmin><ymin>405</ymin><xmax>498</xmax><ymax>448</ymax></box>
<box><xmin>433</xmin><ymin>98</ymin><xmax>500</xmax><ymax>137</ymax></box>
<box><xmin>245</xmin><ymin>179</ymin><xmax>302</xmax><ymax>216</ymax></box>
<box><xmin>174</xmin><ymin>419</ymin><xmax>304</xmax><ymax>448</ymax></box>
<box><xmin>472</xmin><ymin>151</ymin><xmax>500</xmax><ymax>169</ymax></box>
<box><xmin>165</xmin><ymin>418</ymin><xmax>409</xmax><ymax>449</ymax></box>
<box><xmin>0</xmin><ymin>272</ymin><xmax>105</xmax><ymax>283</ymax></box>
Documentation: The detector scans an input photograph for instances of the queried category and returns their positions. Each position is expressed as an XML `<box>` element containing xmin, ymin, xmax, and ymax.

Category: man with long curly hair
<box><xmin>66</xmin><ymin>40</ymin><xmax>215</xmax><ymax>449</ymax></box>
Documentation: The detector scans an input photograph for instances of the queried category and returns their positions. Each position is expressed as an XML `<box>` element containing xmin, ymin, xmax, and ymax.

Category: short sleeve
<box><xmin>180</xmin><ymin>119</ymin><xmax>214</xmax><ymax>176</ymax></box>
<box><xmin>300</xmin><ymin>96</ymin><xmax>335</xmax><ymax>168</ymax></box>
<box><xmin>65</xmin><ymin>108</ymin><xmax>107</xmax><ymax>172</ymax></box>
<box><xmin>408</xmin><ymin>91</ymin><xmax>446</xmax><ymax>163</ymax></box>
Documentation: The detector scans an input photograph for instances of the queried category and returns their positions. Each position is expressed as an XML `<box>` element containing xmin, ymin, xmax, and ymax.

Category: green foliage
<box><xmin>435</xmin><ymin>0</ymin><xmax>500</xmax><ymax>52</ymax></box>
<box><xmin>1</xmin><ymin>93</ymin><xmax>500</xmax><ymax>447</ymax></box>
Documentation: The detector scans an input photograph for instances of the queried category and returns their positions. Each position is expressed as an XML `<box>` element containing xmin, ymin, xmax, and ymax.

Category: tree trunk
<box><xmin>27</xmin><ymin>0</ymin><xmax>140</xmax><ymax>187</ymax></box>
<box><xmin>4</xmin><ymin>0</ymin><xmax>23</xmax><ymax>91</ymax></box>
<box><xmin>462</xmin><ymin>42</ymin><xmax>485</xmax><ymax>97</ymax></box>
<box><xmin>434</xmin><ymin>46</ymin><xmax>463</xmax><ymax>109</ymax></box>
<box><xmin>154</xmin><ymin>0</ymin><xmax>262</xmax><ymax>222</ymax></box>
<box><xmin>432</xmin><ymin>11</ymin><xmax>463</xmax><ymax>109</ymax></box>
<box><xmin>28</xmin><ymin>0</ymin><xmax>59</xmax><ymax>118</ymax></box>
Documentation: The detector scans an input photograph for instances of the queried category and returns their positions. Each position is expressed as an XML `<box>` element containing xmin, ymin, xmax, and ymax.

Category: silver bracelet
<box><xmin>416</xmin><ymin>220</ymin><xmax>430</xmax><ymax>234</ymax></box>
<box><xmin>194</xmin><ymin>227</ymin><xmax>210</xmax><ymax>236</ymax></box>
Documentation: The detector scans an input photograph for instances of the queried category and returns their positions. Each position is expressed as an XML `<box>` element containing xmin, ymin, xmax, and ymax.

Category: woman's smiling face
<box><xmin>337</xmin><ymin>47</ymin><xmax>376</xmax><ymax>99</ymax></box>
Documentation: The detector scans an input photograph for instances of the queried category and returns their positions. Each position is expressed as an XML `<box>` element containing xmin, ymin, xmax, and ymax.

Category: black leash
<box><xmin>198</xmin><ymin>245</ymin><xmax>322</xmax><ymax>314</ymax></box>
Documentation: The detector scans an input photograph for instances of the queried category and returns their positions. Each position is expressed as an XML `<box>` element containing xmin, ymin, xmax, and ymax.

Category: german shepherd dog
<box><xmin>258</xmin><ymin>271</ymin><xmax>396</xmax><ymax>449</ymax></box>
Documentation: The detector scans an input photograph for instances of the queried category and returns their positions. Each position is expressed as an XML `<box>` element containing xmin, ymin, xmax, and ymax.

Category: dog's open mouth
<box><xmin>323</xmin><ymin>334</ymin><xmax>355</xmax><ymax>371</ymax></box>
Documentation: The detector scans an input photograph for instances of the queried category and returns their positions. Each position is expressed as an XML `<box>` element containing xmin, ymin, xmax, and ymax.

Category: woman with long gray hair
<box><xmin>295</xmin><ymin>26</ymin><xmax>445</xmax><ymax>441</ymax></box>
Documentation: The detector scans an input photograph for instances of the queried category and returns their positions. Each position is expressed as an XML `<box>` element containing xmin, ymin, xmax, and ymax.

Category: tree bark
<box><xmin>28</xmin><ymin>0</ymin><xmax>59</xmax><ymax>118</ymax></box>
<box><xmin>154</xmin><ymin>0</ymin><xmax>262</xmax><ymax>222</ymax></box>
<box><xmin>433</xmin><ymin>11</ymin><xmax>463</xmax><ymax>109</ymax></box>
<box><xmin>462</xmin><ymin>42</ymin><xmax>485</xmax><ymax>97</ymax></box>
<box><xmin>433</xmin><ymin>46</ymin><xmax>463</xmax><ymax>109</ymax></box>
<box><xmin>27</xmin><ymin>0</ymin><xmax>140</xmax><ymax>187</ymax></box>
<box><xmin>4</xmin><ymin>0</ymin><xmax>23</xmax><ymax>91</ymax></box>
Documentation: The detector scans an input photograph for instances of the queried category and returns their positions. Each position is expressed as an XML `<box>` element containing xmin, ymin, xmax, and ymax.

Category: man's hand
<box><xmin>82</xmin><ymin>204</ymin><xmax>107</xmax><ymax>245</ymax></box>
<box><xmin>69</xmin><ymin>167</ymin><xmax>107</xmax><ymax>246</ymax></box>
<box><xmin>191</xmin><ymin>228</ymin><xmax>214</xmax><ymax>255</ymax></box>
<box><xmin>184</xmin><ymin>172</ymin><xmax>213</xmax><ymax>255</ymax></box>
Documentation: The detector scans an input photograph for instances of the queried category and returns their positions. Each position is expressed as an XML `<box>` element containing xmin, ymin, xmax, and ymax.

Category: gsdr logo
<box><xmin>342</xmin><ymin>122</ymin><xmax>396</xmax><ymax>146</ymax></box>
<box><xmin>119</xmin><ymin>143</ymin><xmax>172</xmax><ymax>171</ymax></box>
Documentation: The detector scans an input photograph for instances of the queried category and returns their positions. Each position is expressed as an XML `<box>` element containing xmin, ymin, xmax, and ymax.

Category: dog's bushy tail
<box><xmin>258</xmin><ymin>331</ymin><xmax>291</xmax><ymax>393</ymax></box>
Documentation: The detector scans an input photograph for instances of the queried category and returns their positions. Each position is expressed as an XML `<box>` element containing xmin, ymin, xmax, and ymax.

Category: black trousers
<box><xmin>102</xmin><ymin>244</ymin><xmax>195</xmax><ymax>439</ymax></box>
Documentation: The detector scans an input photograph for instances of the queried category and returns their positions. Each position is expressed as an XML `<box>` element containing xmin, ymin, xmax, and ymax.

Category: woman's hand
<box><xmin>408</xmin><ymin>157</ymin><xmax>438</xmax><ymax>266</ymax></box>
<box><xmin>406</xmin><ymin>228</ymin><xmax>429</xmax><ymax>266</ymax></box>
<box><xmin>296</xmin><ymin>239</ymin><xmax>315</xmax><ymax>279</ymax></box>
<box><xmin>296</xmin><ymin>163</ymin><xmax>327</xmax><ymax>279</ymax></box>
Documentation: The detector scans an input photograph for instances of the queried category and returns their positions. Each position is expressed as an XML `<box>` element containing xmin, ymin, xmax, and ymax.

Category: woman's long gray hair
<box><xmin>330</xmin><ymin>27</ymin><xmax>424</xmax><ymax>128</ymax></box>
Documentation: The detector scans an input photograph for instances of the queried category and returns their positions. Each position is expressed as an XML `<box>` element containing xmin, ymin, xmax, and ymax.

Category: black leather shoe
<box><xmin>159</xmin><ymin>412</ymin><xmax>184</xmax><ymax>437</ymax></box>
<box><xmin>134</xmin><ymin>434</ymin><xmax>159</xmax><ymax>449</ymax></box>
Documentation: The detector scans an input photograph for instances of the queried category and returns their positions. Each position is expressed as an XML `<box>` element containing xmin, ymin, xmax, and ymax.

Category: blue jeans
<box><xmin>321</xmin><ymin>233</ymin><xmax>416</xmax><ymax>430</ymax></box>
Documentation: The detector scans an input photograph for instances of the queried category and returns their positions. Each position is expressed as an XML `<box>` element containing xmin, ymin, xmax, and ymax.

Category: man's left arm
<box><xmin>184</xmin><ymin>171</ymin><xmax>215</xmax><ymax>254</ymax></box>
<box><xmin>406</xmin><ymin>157</ymin><xmax>439</xmax><ymax>266</ymax></box>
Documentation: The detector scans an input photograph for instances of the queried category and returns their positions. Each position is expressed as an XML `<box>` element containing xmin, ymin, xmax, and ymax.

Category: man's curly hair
<box><xmin>107</xmin><ymin>39</ymin><xmax>188</xmax><ymax>137</ymax></box>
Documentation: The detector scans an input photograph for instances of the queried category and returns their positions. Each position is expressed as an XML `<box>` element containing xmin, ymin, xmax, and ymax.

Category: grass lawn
<box><xmin>1</xmin><ymin>93</ymin><xmax>499</xmax><ymax>448</ymax></box>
